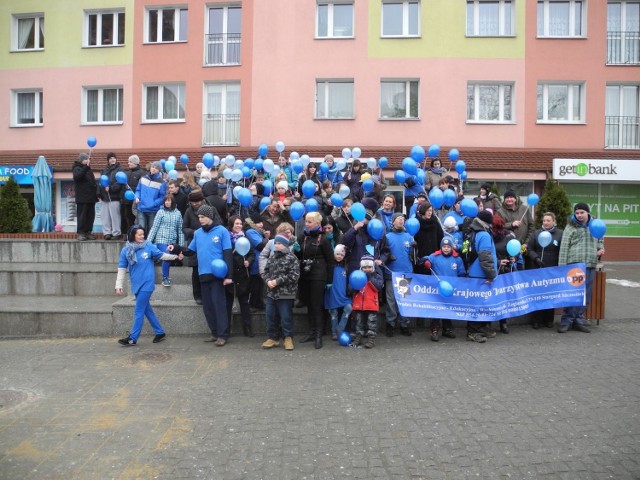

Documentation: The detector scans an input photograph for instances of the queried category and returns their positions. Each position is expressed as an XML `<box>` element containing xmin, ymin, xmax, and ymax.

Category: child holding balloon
<box><xmin>351</xmin><ymin>254</ymin><xmax>384</xmax><ymax>349</ymax></box>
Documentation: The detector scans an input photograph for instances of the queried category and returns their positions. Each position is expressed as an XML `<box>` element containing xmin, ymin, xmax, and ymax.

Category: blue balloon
<box><xmin>394</xmin><ymin>170</ymin><xmax>407</xmax><ymax>184</ymax></box>
<box><xmin>302</xmin><ymin>180</ymin><xmax>317</xmax><ymax>198</ymax></box>
<box><xmin>439</xmin><ymin>280</ymin><xmax>454</xmax><ymax>297</ymax></box>
<box><xmin>351</xmin><ymin>203</ymin><xmax>366</xmax><ymax>222</ymax></box>
<box><xmin>339</xmin><ymin>185</ymin><xmax>350</xmax><ymax>199</ymax></box>
<box><xmin>589</xmin><ymin>219</ymin><xmax>606</xmax><ymax>240</ymax></box>
<box><xmin>506</xmin><ymin>239</ymin><xmax>522</xmax><ymax>257</ymax></box>
<box><xmin>367</xmin><ymin>219</ymin><xmax>384</xmax><ymax>240</ymax></box>
<box><xmin>428</xmin><ymin>144</ymin><xmax>441</xmax><ymax>158</ymax></box>
<box><xmin>538</xmin><ymin>231</ymin><xmax>552</xmax><ymax>248</ymax></box>
<box><xmin>428</xmin><ymin>188</ymin><xmax>444</xmax><ymax>209</ymax></box>
<box><xmin>402</xmin><ymin>157</ymin><xmax>417</xmax><ymax>176</ymax></box>
<box><xmin>202</xmin><ymin>153</ymin><xmax>214</xmax><ymax>169</ymax></box>
<box><xmin>330</xmin><ymin>193</ymin><xmax>343</xmax><ymax>207</ymax></box>
<box><xmin>338</xmin><ymin>331</ymin><xmax>351</xmax><ymax>346</ymax></box>
<box><xmin>258</xmin><ymin>143</ymin><xmax>269</xmax><ymax>157</ymax></box>
<box><xmin>165</xmin><ymin>161</ymin><xmax>175</xmax><ymax>172</ymax></box>
<box><xmin>180</xmin><ymin>153</ymin><xmax>189</xmax><ymax>164</ymax></box>
<box><xmin>527</xmin><ymin>193</ymin><xmax>540</xmax><ymax>206</ymax></box>
<box><xmin>168</xmin><ymin>170</ymin><xmax>178</xmax><ymax>180</ymax></box>
<box><xmin>410</xmin><ymin>145</ymin><xmax>425</xmax><ymax>163</ymax></box>
<box><xmin>362</xmin><ymin>179</ymin><xmax>374</xmax><ymax>192</ymax></box>
<box><xmin>99</xmin><ymin>175</ymin><xmax>109</xmax><ymax>187</ymax></box>
<box><xmin>291</xmin><ymin>160</ymin><xmax>303</xmax><ymax>174</ymax></box>
<box><xmin>405</xmin><ymin>217</ymin><xmax>419</xmax><ymax>236</ymax></box>
<box><xmin>254</xmin><ymin>158</ymin><xmax>264</xmax><ymax>171</ymax></box>
<box><xmin>244</xmin><ymin>158</ymin><xmax>255</xmax><ymax>169</ymax></box>
<box><xmin>124</xmin><ymin>190</ymin><xmax>135</xmax><ymax>201</ymax></box>
<box><xmin>416</xmin><ymin>169</ymin><xmax>426</xmax><ymax>185</ymax></box>
<box><xmin>259</xmin><ymin>196</ymin><xmax>271</xmax><ymax>211</ymax></box>
<box><xmin>87</xmin><ymin>136</ymin><xmax>97</xmax><ymax>148</ymax></box>
<box><xmin>443</xmin><ymin>189</ymin><xmax>457</xmax><ymax>207</ymax></box>
<box><xmin>115</xmin><ymin>171</ymin><xmax>127</xmax><ymax>184</ymax></box>
<box><xmin>289</xmin><ymin>201</ymin><xmax>305</xmax><ymax>221</ymax></box>
<box><xmin>448</xmin><ymin>148</ymin><xmax>460</xmax><ymax>161</ymax></box>
<box><xmin>460</xmin><ymin>198</ymin><xmax>478</xmax><ymax>218</ymax></box>
<box><xmin>460</xmin><ymin>171</ymin><xmax>468</xmax><ymax>180</ymax></box>
<box><xmin>211</xmin><ymin>259</ymin><xmax>228</xmax><ymax>279</ymax></box>
<box><xmin>242</xmin><ymin>166</ymin><xmax>252</xmax><ymax>178</ymax></box>
<box><xmin>319</xmin><ymin>162</ymin><xmax>329</xmax><ymax>174</ymax></box>
<box><xmin>235</xmin><ymin>237</ymin><xmax>251</xmax><ymax>256</ymax></box>
<box><xmin>160</xmin><ymin>159</ymin><xmax>166</xmax><ymax>169</ymax></box>
<box><xmin>305</xmin><ymin>198</ymin><xmax>319</xmax><ymax>213</ymax></box>
<box><xmin>237</xmin><ymin>188</ymin><xmax>253</xmax><ymax>207</ymax></box>
<box><xmin>455</xmin><ymin>160</ymin><xmax>466</xmax><ymax>174</ymax></box>
<box><xmin>378</xmin><ymin>157</ymin><xmax>388</xmax><ymax>168</ymax></box>
<box><xmin>349</xmin><ymin>270</ymin><xmax>367</xmax><ymax>290</ymax></box>
<box><xmin>262</xmin><ymin>180</ymin><xmax>273</xmax><ymax>196</ymax></box>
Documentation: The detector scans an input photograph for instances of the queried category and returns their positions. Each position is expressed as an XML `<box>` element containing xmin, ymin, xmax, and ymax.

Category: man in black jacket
<box><xmin>72</xmin><ymin>152</ymin><xmax>97</xmax><ymax>241</ymax></box>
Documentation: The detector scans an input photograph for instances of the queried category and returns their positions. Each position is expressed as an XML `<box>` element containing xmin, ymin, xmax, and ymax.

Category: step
<box><xmin>0</xmin><ymin>238</ymin><xmax>124</xmax><ymax>264</ymax></box>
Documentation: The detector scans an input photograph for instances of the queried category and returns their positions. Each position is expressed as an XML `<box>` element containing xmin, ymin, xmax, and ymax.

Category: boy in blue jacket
<box><xmin>324</xmin><ymin>244</ymin><xmax>352</xmax><ymax>340</ymax></box>
<box><xmin>135</xmin><ymin>161</ymin><xmax>166</xmax><ymax>231</ymax></box>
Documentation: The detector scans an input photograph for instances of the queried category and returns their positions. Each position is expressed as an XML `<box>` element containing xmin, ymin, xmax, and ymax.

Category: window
<box><xmin>12</xmin><ymin>14</ymin><xmax>44</xmax><ymax>51</ymax></box>
<box><xmin>145</xmin><ymin>7</ymin><xmax>187</xmax><ymax>43</ymax></box>
<box><xmin>85</xmin><ymin>10</ymin><xmax>125</xmax><ymax>47</ymax></box>
<box><xmin>380</xmin><ymin>80</ymin><xmax>419</xmax><ymax>119</ymax></box>
<box><xmin>467</xmin><ymin>1</ymin><xmax>514</xmax><ymax>36</ymax></box>
<box><xmin>84</xmin><ymin>87</ymin><xmax>123</xmax><ymax>124</ymax></box>
<box><xmin>607</xmin><ymin>2</ymin><xmax>640</xmax><ymax>65</ymax></box>
<box><xmin>381</xmin><ymin>1</ymin><xmax>419</xmax><ymax>37</ymax></box>
<box><xmin>467</xmin><ymin>83</ymin><xmax>514</xmax><ymax>122</ymax></box>
<box><xmin>317</xmin><ymin>2</ymin><xmax>354</xmax><ymax>38</ymax></box>
<box><xmin>206</xmin><ymin>5</ymin><xmax>242</xmax><ymax>65</ymax></box>
<box><xmin>12</xmin><ymin>90</ymin><xmax>43</xmax><ymax>126</ymax></box>
<box><xmin>316</xmin><ymin>80</ymin><xmax>354</xmax><ymax>119</ymax></box>
<box><xmin>605</xmin><ymin>84</ymin><xmax>639</xmax><ymax>149</ymax></box>
<box><xmin>537</xmin><ymin>82</ymin><xmax>585</xmax><ymax>123</ymax></box>
<box><xmin>537</xmin><ymin>0</ymin><xmax>585</xmax><ymax>37</ymax></box>
<box><xmin>143</xmin><ymin>84</ymin><xmax>185</xmax><ymax>122</ymax></box>
<box><xmin>203</xmin><ymin>82</ymin><xmax>240</xmax><ymax>146</ymax></box>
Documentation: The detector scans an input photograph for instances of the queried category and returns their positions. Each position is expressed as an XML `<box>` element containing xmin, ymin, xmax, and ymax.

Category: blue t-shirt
<box><xmin>118</xmin><ymin>242</ymin><xmax>165</xmax><ymax>294</ymax></box>
<box><xmin>189</xmin><ymin>225</ymin><xmax>232</xmax><ymax>276</ymax></box>
<box><xmin>385</xmin><ymin>230</ymin><xmax>414</xmax><ymax>278</ymax></box>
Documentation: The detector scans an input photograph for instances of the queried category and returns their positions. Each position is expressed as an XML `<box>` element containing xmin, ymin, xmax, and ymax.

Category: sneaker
<box><xmin>331</xmin><ymin>333</ymin><xmax>338</xmax><ymax>341</ymax></box>
<box><xmin>152</xmin><ymin>333</ymin><xmax>166</xmax><ymax>343</ymax></box>
<box><xmin>399</xmin><ymin>326</ymin><xmax>412</xmax><ymax>337</ymax></box>
<box><xmin>573</xmin><ymin>324</ymin><xmax>591</xmax><ymax>333</ymax></box>
<box><xmin>442</xmin><ymin>329</ymin><xmax>456</xmax><ymax>339</ymax></box>
<box><xmin>204</xmin><ymin>335</ymin><xmax>218</xmax><ymax>342</ymax></box>
<box><xmin>195</xmin><ymin>298</ymin><xmax>203</xmax><ymax>305</ymax></box>
<box><xmin>262</xmin><ymin>338</ymin><xmax>280</xmax><ymax>349</ymax></box>
<box><xmin>481</xmin><ymin>327</ymin><xmax>497</xmax><ymax>338</ymax></box>
<box><xmin>86</xmin><ymin>234</ymin><xmax>96</xmax><ymax>240</ymax></box>
<box><xmin>353</xmin><ymin>334</ymin><xmax>363</xmax><ymax>346</ymax></box>
<box><xmin>104</xmin><ymin>234</ymin><xmax>112</xmax><ymax>240</ymax></box>
<box><xmin>283</xmin><ymin>337</ymin><xmax>294</xmax><ymax>351</ymax></box>
<box><xmin>118</xmin><ymin>336</ymin><xmax>136</xmax><ymax>346</ymax></box>
<box><xmin>544</xmin><ymin>321</ymin><xmax>555</xmax><ymax>328</ymax></box>
<box><xmin>77</xmin><ymin>234</ymin><xmax>88</xmax><ymax>241</ymax></box>
<box><xmin>557</xmin><ymin>324</ymin><xmax>570</xmax><ymax>333</ymax></box>
<box><xmin>162</xmin><ymin>277</ymin><xmax>171</xmax><ymax>287</ymax></box>
<box><xmin>532</xmin><ymin>322</ymin><xmax>540</xmax><ymax>329</ymax></box>
<box><xmin>499</xmin><ymin>324</ymin><xmax>510</xmax><ymax>334</ymax></box>
<box><xmin>215</xmin><ymin>338</ymin><xmax>227</xmax><ymax>347</ymax></box>
<box><xmin>430</xmin><ymin>329</ymin><xmax>440</xmax><ymax>342</ymax></box>
<box><xmin>466</xmin><ymin>333</ymin><xmax>487</xmax><ymax>343</ymax></box>
<box><xmin>364</xmin><ymin>336</ymin><xmax>375</xmax><ymax>349</ymax></box>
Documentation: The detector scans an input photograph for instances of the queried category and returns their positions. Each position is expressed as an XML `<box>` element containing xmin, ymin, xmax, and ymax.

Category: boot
<box><xmin>315</xmin><ymin>334</ymin><xmax>323</xmax><ymax>349</ymax></box>
<box><xmin>385</xmin><ymin>323</ymin><xmax>394</xmax><ymax>337</ymax></box>
<box><xmin>243</xmin><ymin>323</ymin><xmax>254</xmax><ymax>338</ymax></box>
<box><xmin>430</xmin><ymin>326</ymin><xmax>440</xmax><ymax>342</ymax></box>
<box><xmin>364</xmin><ymin>336</ymin><xmax>375</xmax><ymax>349</ymax></box>
<box><xmin>499</xmin><ymin>320</ymin><xmax>509</xmax><ymax>334</ymax></box>
<box><xmin>299</xmin><ymin>332</ymin><xmax>315</xmax><ymax>343</ymax></box>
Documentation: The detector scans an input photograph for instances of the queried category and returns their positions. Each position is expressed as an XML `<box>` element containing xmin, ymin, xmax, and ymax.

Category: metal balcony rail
<box><xmin>203</xmin><ymin>113</ymin><xmax>240</xmax><ymax>146</ymax></box>
<box><xmin>607</xmin><ymin>31</ymin><xmax>640</xmax><ymax>65</ymax></box>
<box><xmin>605</xmin><ymin>115</ymin><xmax>640</xmax><ymax>149</ymax></box>
<box><xmin>204</xmin><ymin>33</ymin><xmax>241</xmax><ymax>66</ymax></box>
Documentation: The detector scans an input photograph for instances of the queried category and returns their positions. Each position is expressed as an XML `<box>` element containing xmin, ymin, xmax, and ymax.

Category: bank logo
<box><xmin>394</xmin><ymin>275</ymin><xmax>412</xmax><ymax>298</ymax></box>
<box><xmin>558</xmin><ymin>163</ymin><xmax>617</xmax><ymax>177</ymax></box>
<box><xmin>575</xmin><ymin>163</ymin><xmax>588</xmax><ymax>176</ymax></box>
<box><xmin>566</xmin><ymin>267</ymin><xmax>586</xmax><ymax>287</ymax></box>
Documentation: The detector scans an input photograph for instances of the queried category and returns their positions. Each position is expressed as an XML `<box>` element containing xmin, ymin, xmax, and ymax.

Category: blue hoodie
<box><xmin>324</xmin><ymin>262</ymin><xmax>350</xmax><ymax>309</ymax></box>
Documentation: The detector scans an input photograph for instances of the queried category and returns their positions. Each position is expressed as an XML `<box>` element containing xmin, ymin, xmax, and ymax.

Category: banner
<box><xmin>392</xmin><ymin>264</ymin><xmax>587</xmax><ymax>322</ymax></box>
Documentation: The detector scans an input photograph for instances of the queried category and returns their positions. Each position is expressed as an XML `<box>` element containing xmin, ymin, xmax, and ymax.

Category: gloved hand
<box><xmin>292</xmin><ymin>241</ymin><xmax>301</xmax><ymax>252</ymax></box>
<box><xmin>535</xmin><ymin>258</ymin><xmax>545</xmax><ymax>268</ymax></box>
<box><xmin>325</xmin><ymin>284</ymin><xmax>332</xmax><ymax>290</ymax></box>
<box><xmin>423</xmin><ymin>260</ymin><xmax>432</xmax><ymax>271</ymax></box>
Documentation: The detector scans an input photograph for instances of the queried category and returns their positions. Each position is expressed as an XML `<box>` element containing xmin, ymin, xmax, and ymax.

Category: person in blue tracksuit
<box><xmin>135</xmin><ymin>161</ymin><xmax>166</xmax><ymax>231</ymax></box>
<box><xmin>115</xmin><ymin>225</ymin><xmax>182</xmax><ymax>346</ymax></box>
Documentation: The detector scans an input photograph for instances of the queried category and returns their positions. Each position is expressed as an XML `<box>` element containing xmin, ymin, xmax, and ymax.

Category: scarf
<box><xmin>125</xmin><ymin>240</ymin><xmax>148</xmax><ymax>265</ymax></box>
<box><xmin>429</xmin><ymin>166</ymin><xmax>446</xmax><ymax>175</ymax></box>
<box><xmin>230</xmin><ymin>230</ymin><xmax>245</xmax><ymax>243</ymax></box>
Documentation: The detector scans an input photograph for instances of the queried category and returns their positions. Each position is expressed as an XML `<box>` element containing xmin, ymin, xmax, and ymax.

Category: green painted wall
<box><xmin>0</xmin><ymin>0</ymin><xmax>133</xmax><ymax>70</ymax></box>
<box><xmin>368</xmin><ymin>0</ymin><xmax>525</xmax><ymax>58</ymax></box>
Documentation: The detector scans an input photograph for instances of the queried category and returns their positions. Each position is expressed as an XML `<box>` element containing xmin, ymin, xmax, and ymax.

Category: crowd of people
<box><xmin>77</xmin><ymin>151</ymin><xmax>605</xmax><ymax>349</ymax></box>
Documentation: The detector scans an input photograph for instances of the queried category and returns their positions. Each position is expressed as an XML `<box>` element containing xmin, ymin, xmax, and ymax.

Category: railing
<box><xmin>202</xmin><ymin>114</ymin><xmax>240</xmax><ymax>146</ymax></box>
<box><xmin>605</xmin><ymin>115</ymin><xmax>640</xmax><ymax>149</ymax></box>
<box><xmin>607</xmin><ymin>31</ymin><xmax>640</xmax><ymax>65</ymax></box>
<box><xmin>204</xmin><ymin>33</ymin><xmax>241</xmax><ymax>66</ymax></box>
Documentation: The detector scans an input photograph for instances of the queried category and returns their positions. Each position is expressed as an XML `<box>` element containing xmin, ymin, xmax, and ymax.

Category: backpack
<box><xmin>460</xmin><ymin>229</ymin><xmax>478</xmax><ymax>270</ymax></box>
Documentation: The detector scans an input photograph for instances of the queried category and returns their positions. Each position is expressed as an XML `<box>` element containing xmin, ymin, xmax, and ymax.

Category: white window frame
<box><xmin>537</xmin><ymin>0</ymin><xmax>586</xmax><ymax>38</ymax></box>
<box><xmin>11</xmin><ymin>89</ymin><xmax>43</xmax><ymax>127</ymax></box>
<box><xmin>316</xmin><ymin>2</ymin><xmax>355</xmax><ymax>38</ymax></box>
<box><xmin>143</xmin><ymin>83</ymin><xmax>186</xmax><ymax>123</ymax></box>
<box><xmin>12</xmin><ymin>13</ymin><xmax>44</xmax><ymax>51</ymax></box>
<box><xmin>380</xmin><ymin>79</ymin><xmax>420</xmax><ymax>120</ymax></box>
<box><xmin>537</xmin><ymin>82</ymin><xmax>585</xmax><ymax>123</ymax></box>
<box><xmin>315</xmin><ymin>79</ymin><xmax>355</xmax><ymax>119</ymax></box>
<box><xmin>466</xmin><ymin>0</ymin><xmax>515</xmax><ymax>37</ymax></box>
<box><xmin>381</xmin><ymin>0</ymin><xmax>420</xmax><ymax>38</ymax></box>
<box><xmin>82</xmin><ymin>86</ymin><xmax>124</xmax><ymax>125</ymax></box>
<box><xmin>467</xmin><ymin>82</ymin><xmax>515</xmax><ymax>123</ymax></box>
<box><xmin>84</xmin><ymin>10</ymin><xmax>125</xmax><ymax>47</ymax></box>
<box><xmin>203</xmin><ymin>82</ymin><xmax>241</xmax><ymax>146</ymax></box>
<box><xmin>605</xmin><ymin>84</ymin><xmax>639</xmax><ymax>149</ymax></box>
<box><xmin>205</xmin><ymin>4</ymin><xmax>242</xmax><ymax>66</ymax></box>
<box><xmin>144</xmin><ymin>6</ymin><xmax>188</xmax><ymax>43</ymax></box>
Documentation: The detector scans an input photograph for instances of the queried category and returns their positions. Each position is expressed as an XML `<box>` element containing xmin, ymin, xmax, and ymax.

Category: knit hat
<box><xmin>574</xmin><ymin>202</ymin><xmax>590</xmax><ymax>213</ymax></box>
<box><xmin>197</xmin><ymin>205</ymin><xmax>215</xmax><ymax>220</ymax></box>
<box><xmin>128</xmin><ymin>155</ymin><xmax>140</xmax><ymax>165</ymax></box>
<box><xmin>151</xmin><ymin>161</ymin><xmax>162</xmax><ymax>171</ymax></box>
<box><xmin>334</xmin><ymin>244</ymin><xmax>346</xmax><ymax>256</ymax></box>
<box><xmin>361</xmin><ymin>197</ymin><xmax>379</xmax><ymax>213</ymax></box>
<box><xmin>274</xmin><ymin>234</ymin><xmax>290</xmax><ymax>246</ymax></box>
<box><xmin>254</xmin><ymin>183</ymin><xmax>265</xmax><ymax>196</ymax></box>
<box><xmin>78</xmin><ymin>153</ymin><xmax>89</xmax><ymax>162</ymax></box>
<box><xmin>441</xmin><ymin>237</ymin><xmax>453</xmax><ymax>248</ymax></box>
<box><xmin>249</xmin><ymin>211</ymin><xmax>263</xmax><ymax>224</ymax></box>
<box><xmin>392</xmin><ymin>212</ymin><xmax>404</xmax><ymax>224</ymax></box>
<box><xmin>503</xmin><ymin>190</ymin><xmax>517</xmax><ymax>200</ymax></box>
<box><xmin>106</xmin><ymin>152</ymin><xmax>117</xmax><ymax>160</ymax></box>
<box><xmin>188</xmin><ymin>190</ymin><xmax>204</xmax><ymax>202</ymax></box>
<box><xmin>360</xmin><ymin>254</ymin><xmax>375</xmax><ymax>269</ymax></box>
<box><xmin>480</xmin><ymin>183</ymin><xmax>492</xmax><ymax>192</ymax></box>
<box><xmin>276</xmin><ymin>180</ymin><xmax>288</xmax><ymax>191</ymax></box>
<box><xmin>477</xmin><ymin>210</ymin><xmax>494</xmax><ymax>225</ymax></box>
<box><xmin>416</xmin><ymin>191</ymin><xmax>427</xmax><ymax>199</ymax></box>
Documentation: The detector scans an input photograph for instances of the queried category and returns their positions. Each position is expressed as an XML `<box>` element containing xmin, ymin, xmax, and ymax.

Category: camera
<box><xmin>302</xmin><ymin>259</ymin><xmax>314</xmax><ymax>273</ymax></box>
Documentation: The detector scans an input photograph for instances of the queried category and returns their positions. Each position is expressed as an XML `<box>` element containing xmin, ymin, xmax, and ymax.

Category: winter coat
<box><xmin>385</xmin><ymin>228</ymin><xmax>415</xmax><ymax>278</ymax></box>
<box><xmin>260</xmin><ymin>205</ymin><xmax>292</xmax><ymax>238</ymax></box>
<box><xmin>182</xmin><ymin>200</ymin><xmax>213</xmax><ymax>268</ymax></box>
<box><xmin>342</xmin><ymin>226</ymin><xmax>390</xmax><ymax>274</ymax></box>
<box><xmin>98</xmin><ymin>162</ymin><xmax>124</xmax><ymax>201</ymax></box>
<box><xmin>528</xmin><ymin>226</ymin><xmax>563</xmax><ymax>268</ymax></box>
<box><xmin>187</xmin><ymin>222</ymin><xmax>233</xmax><ymax>283</ymax></box>
<box><xmin>230</xmin><ymin>237</ymin><xmax>255</xmax><ymax>298</ymax></box>
<box><xmin>558</xmin><ymin>215</ymin><xmax>604</xmax><ymax>268</ymax></box>
<box><xmin>352</xmin><ymin>266</ymin><xmax>384</xmax><ymax>312</ymax></box>
<box><xmin>493</xmin><ymin>229</ymin><xmax>524</xmax><ymax>274</ymax></box>
<box><xmin>136</xmin><ymin>172</ymin><xmax>166</xmax><ymax>213</ymax></box>
<box><xmin>264</xmin><ymin>248</ymin><xmax>300</xmax><ymax>300</ymax></box>
<box><xmin>72</xmin><ymin>160</ymin><xmax>97</xmax><ymax>204</ymax></box>
<box><xmin>467</xmin><ymin>218</ymin><xmax>498</xmax><ymax>280</ymax></box>
<box><xmin>147</xmin><ymin>207</ymin><xmax>185</xmax><ymax>246</ymax></box>
<box><xmin>295</xmin><ymin>228</ymin><xmax>335</xmax><ymax>284</ymax></box>
<box><xmin>497</xmin><ymin>198</ymin><xmax>533</xmax><ymax>244</ymax></box>
<box><xmin>414</xmin><ymin>214</ymin><xmax>444</xmax><ymax>260</ymax></box>
<box><xmin>425</xmin><ymin>250</ymin><xmax>467</xmax><ymax>278</ymax></box>
<box><xmin>122</xmin><ymin>166</ymin><xmax>145</xmax><ymax>205</ymax></box>
<box><xmin>324</xmin><ymin>262</ymin><xmax>350</xmax><ymax>309</ymax></box>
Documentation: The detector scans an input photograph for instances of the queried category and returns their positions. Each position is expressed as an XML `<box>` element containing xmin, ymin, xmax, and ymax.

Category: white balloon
<box><xmin>272</xmin><ymin>165</ymin><xmax>281</xmax><ymax>175</ymax></box>
<box><xmin>352</xmin><ymin>147</ymin><xmax>362</xmax><ymax>159</ymax></box>
<box><xmin>231</xmin><ymin>169</ymin><xmax>243</xmax><ymax>182</ymax></box>
<box><xmin>342</xmin><ymin>148</ymin><xmax>352</xmax><ymax>159</ymax></box>
<box><xmin>167</xmin><ymin>155</ymin><xmax>177</xmax><ymax>163</ymax></box>
<box><xmin>275</xmin><ymin>141</ymin><xmax>286</xmax><ymax>153</ymax></box>
<box><xmin>301</xmin><ymin>155</ymin><xmax>310</xmax><ymax>167</ymax></box>
<box><xmin>225</xmin><ymin>155</ymin><xmax>235</xmax><ymax>166</ymax></box>
<box><xmin>366</xmin><ymin>157</ymin><xmax>376</xmax><ymax>169</ymax></box>
<box><xmin>233</xmin><ymin>185</ymin><xmax>242</xmax><ymax>199</ymax></box>
<box><xmin>263</xmin><ymin>159</ymin><xmax>275</xmax><ymax>173</ymax></box>
<box><xmin>336</xmin><ymin>158</ymin><xmax>347</xmax><ymax>171</ymax></box>
<box><xmin>339</xmin><ymin>185</ymin><xmax>350</xmax><ymax>199</ymax></box>
<box><xmin>223</xmin><ymin>168</ymin><xmax>233</xmax><ymax>180</ymax></box>
<box><xmin>234</xmin><ymin>159</ymin><xmax>243</xmax><ymax>169</ymax></box>
<box><xmin>213</xmin><ymin>155</ymin><xmax>221</xmax><ymax>167</ymax></box>
<box><xmin>290</xmin><ymin>151</ymin><xmax>300</xmax><ymax>161</ymax></box>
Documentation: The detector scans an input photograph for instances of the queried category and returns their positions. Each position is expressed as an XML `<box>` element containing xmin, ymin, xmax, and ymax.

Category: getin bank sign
<box><xmin>553</xmin><ymin>159</ymin><xmax>640</xmax><ymax>182</ymax></box>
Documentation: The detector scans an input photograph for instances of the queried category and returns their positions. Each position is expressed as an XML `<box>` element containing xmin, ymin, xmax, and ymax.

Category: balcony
<box><xmin>605</xmin><ymin>116</ymin><xmax>640</xmax><ymax>149</ymax></box>
<box><xmin>607</xmin><ymin>31</ymin><xmax>640</xmax><ymax>65</ymax></box>
<box><xmin>203</xmin><ymin>114</ymin><xmax>240</xmax><ymax>146</ymax></box>
<box><xmin>204</xmin><ymin>33</ymin><xmax>241</xmax><ymax>66</ymax></box>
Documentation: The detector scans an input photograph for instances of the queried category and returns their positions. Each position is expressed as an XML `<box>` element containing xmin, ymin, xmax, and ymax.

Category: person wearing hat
<box><xmin>342</xmin><ymin>198</ymin><xmax>390</xmax><ymax>275</ymax></box>
<box><xmin>72</xmin><ymin>152</ymin><xmax>98</xmax><ymax>241</ymax></box>
<box><xmin>384</xmin><ymin>212</ymin><xmax>416</xmax><ymax>337</ymax></box>
<box><xmin>245</xmin><ymin>211</ymin><xmax>271</xmax><ymax>312</ymax></box>
<box><xmin>475</xmin><ymin>183</ymin><xmax>500</xmax><ymax>214</ymax></box>
<box><xmin>344</xmin><ymin>159</ymin><xmax>365</xmax><ymax>201</ymax></box>
<box><xmin>121</xmin><ymin>155</ymin><xmax>146</xmax><ymax>239</ymax></box>
<box><xmin>98</xmin><ymin>152</ymin><xmax>124</xmax><ymax>240</ymax></box>
<box><xmin>557</xmin><ymin>203</ymin><xmax>605</xmax><ymax>333</ymax></box>
<box><xmin>318</xmin><ymin>154</ymin><xmax>344</xmax><ymax>189</ymax></box>
<box><xmin>408</xmin><ymin>191</ymin><xmax>428</xmax><ymax>219</ymax></box>
<box><xmin>182</xmin><ymin>189</ymin><xmax>208</xmax><ymax>305</ymax></box>
<box><xmin>442</xmin><ymin>195</ymin><xmax>466</xmax><ymax>227</ymax></box>
<box><xmin>422</xmin><ymin>237</ymin><xmax>466</xmax><ymax>341</ymax></box>
<box><xmin>135</xmin><ymin>161</ymin><xmax>166</xmax><ymax>232</ymax></box>
<box><xmin>497</xmin><ymin>190</ymin><xmax>533</xmax><ymax>245</ymax></box>
<box><xmin>351</xmin><ymin>254</ymin><xmax>384</xmax><ymax>348</ymax></box>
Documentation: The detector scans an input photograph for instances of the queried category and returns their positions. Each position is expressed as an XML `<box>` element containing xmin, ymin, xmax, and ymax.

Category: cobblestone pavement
<box><xmin>0</xmin><ymin>318</ymin><xmax>639</xmax><ymax>480</ymax></box>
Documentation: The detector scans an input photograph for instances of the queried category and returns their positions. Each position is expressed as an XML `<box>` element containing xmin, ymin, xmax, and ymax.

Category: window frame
<box><xmin>203</xmin><ymin>81</ymin><xmax>241</xmax><ymax>146</ymax></box>
<box><xmin>315</xmin><ymin>79</ymin><xmax>355</xmax><ymax>119</ymax></box>
<box><xmin>11</xmin><ymin>89</ymin><xmax>44</xmax><ymax>127</ymax></box>
<box><xmin>536</xmin><ymin>81</ymin><xmax>586</xmax><ymax>124</ymax></box>
<box><xmin>142</xmin><ymin>83</ymin><xmax>186</xmax><ymax>123</ymax></box>
<box><xmin>604</xmin><ymin>83</ymin><xmax>640</xmax><ymax>149</ymax></box>
<box><xmin>144</xmin><ymin>6</ymin><xmax>188</xmax><ymax>44</ymax></box>
<box><xmin>12</xmin><ymin>13</ymin><xmax>45</xmax><ymax>51</ymax></box>
<box><xmin>82</xmin><ymin>86</ymin><xmax>124</xmax><ymax>125</ymax></box>
<box><xmin>316</xmin><ymin>1</ymin><xmax>355</xmax><ymax>39</ymax></box>
<box><xmin>537</xmin><ymin>0</ymin><xmax>586</xmax><ymax>38</ymax></box>
<box><xmin>466</xmin><ymin>82</ymin><xmax>515</xmax><ymax>124</ymax></box>
<box><xmin>84</xmin><ymin>9</ymin><xmax>125</xmax><ymax>47</ymax></box>
<box><xmin>205</xmin><ymin>4</ymin><xmax>242</xmax><ymax>66</ymax></box>
<box><xmin>379</xmin><ymin>79</ymin><xmax>420</xmax><ymax>120</ymax></box>
<box><xmin>381</xmin><ymin>0</ymin><xmax>421</xmax><ymax>38</ymax></box>
<box><xmin>466</xmin><ymin>0</ymin><xmax>515</xmax><ymax>37</ymax></box>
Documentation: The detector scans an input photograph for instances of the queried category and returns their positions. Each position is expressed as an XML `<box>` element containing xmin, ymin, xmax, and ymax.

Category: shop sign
<box><xmin>553</xmin><ymin>159</ymin><xmax>640</xmax><ymax>182</ymax></box>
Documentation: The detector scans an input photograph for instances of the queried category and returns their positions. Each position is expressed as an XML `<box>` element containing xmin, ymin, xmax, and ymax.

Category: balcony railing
<box><xmin>204</xmin><ymin>33</ymin><xmax>241</xmax><ymax>66</ymax></box>
<box><xmin>605</xmin><ymin>115</ymin><xmax>640</xmax><ymax>149</ymax></box>
<box><xmin>203</xmin><ymin>114</ymin><xmax>240</xmax><ymax>146</ymax></box>
<box><xmin>607</xmin><ymin>31</ymin><xmax>640</xmax><ymax>65</ymax></box>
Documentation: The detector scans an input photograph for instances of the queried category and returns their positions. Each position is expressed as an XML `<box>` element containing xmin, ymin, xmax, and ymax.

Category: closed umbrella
<box><xmin>32</xmin><ymin>155</ymin><xmax>55</xmax><ymax>232</ymax></box>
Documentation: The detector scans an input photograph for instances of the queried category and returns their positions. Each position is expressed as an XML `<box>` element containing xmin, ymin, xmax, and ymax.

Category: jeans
<box><xmin>329</xmin><ymin>304</ymin><xmax>352</xmax><ymax>334</ymax></box>
<box><xmin>130</xmin><ymin>289</ymin><xmax>164</xmax><ymax>341</ymax></box>
<box><xmin>561</xmin><ymin>267</ymin><xmax>595</xmax><ymax>326</ymax></box>
<box><xmin>156</xmin><ymin>244</ymin><xmax>171</xmax><ymax>278</ymax></box>
<box><xmin>385</xmin><ymin>281</ymin><xmax>409</xmax><ymax>327</ymax></box>
<box><xmin>266</xmin><ymin>297</ymin><xmax>294</xmax><ymax>339</ymax></box>
<box><xmin>201</xmin><ymin>280</ymin><xmax>229</xmax><ymax>339</ymax></box>
<box><xmin>136</xmin><ymin>211</ymin><xmax>157</xmax><ymax>232</ymax></box>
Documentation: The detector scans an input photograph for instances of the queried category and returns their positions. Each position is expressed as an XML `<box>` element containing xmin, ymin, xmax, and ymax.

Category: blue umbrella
<box><xmin>32</xmin><ymin>155</ymin><xmax>55</xmax><ymax>232</ymax></box>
